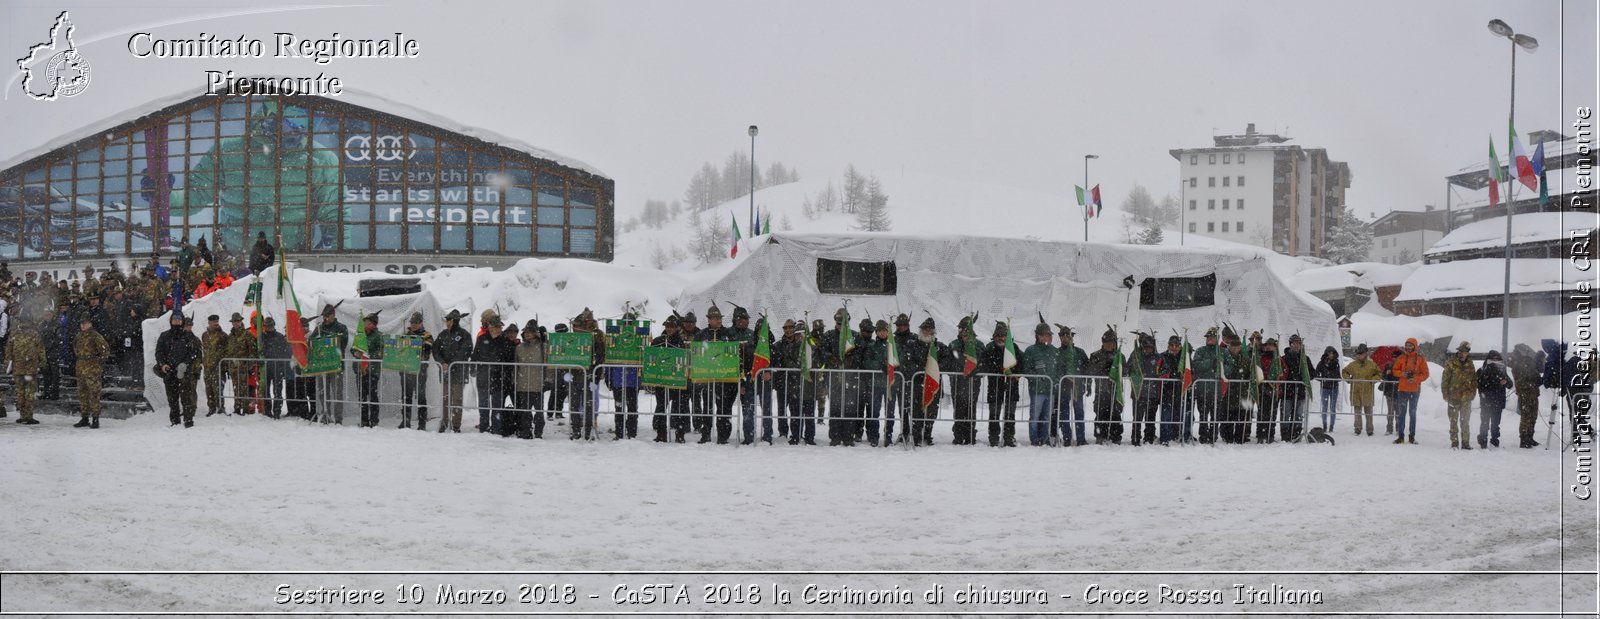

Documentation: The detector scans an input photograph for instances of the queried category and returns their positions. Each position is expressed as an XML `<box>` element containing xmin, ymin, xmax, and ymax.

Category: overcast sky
<box><xmin>2</xmin><ymin>0</ymin><xmax>1595</xmax><ymax>223</ymax></box>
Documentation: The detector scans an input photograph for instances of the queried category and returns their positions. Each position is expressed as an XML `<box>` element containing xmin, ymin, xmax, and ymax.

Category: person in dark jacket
<box><xmin>1315</xmin><ymin>345</ymin><xmax>1342</xmax><ymax>432</ymax></box>
<box><xmin>1086</xmin><ymin>327</ymin><xmax>1124</xmax><ymax>444</ymax></box>
<box><xmin>1476</xmin><ymin>350</ymin><xmax>1512</xmax><ymax>448</ymax></box>
<box><xmin>1129</xmin><ymin>333</ymin><xmax>1162</xmax><ymax>446</ymax></box>
<box><xmin>259</xmin><ymin>316</ymin><xmax>292</xmax><ymax>419</ymax></box>
<box><xmin>1278</xmin><ymin>334</ymin><xmax>1311</xmax><ymax>443</ymax></box>
<box><xmin>1057</xmin><ymin>325</ymin><xmax>1090</xmax><ymax>446</ymax></box>
<box><xmin>310</xmin><ymin>304</ymin><xmax>350</xmax><ymax>424</ymax></box>
<box><xmin>432</xmin><ymin>309</ymin><xmax>473</xmax><ymax>433</ymax></box>
<box><xmin>470</xmin><ymin>315</ymin><xmax>516</xmax><ymax>435</ymax></box>
<box><xmin>249</xmin><ymin>231</ymin><xmax>275</xmax><ymax>275</ymax></box>
<box><xmin>1155</xmin><ymin>335</ymin><xmax>1184</xmax><ymax>445</ymax></box>
<box><xmin>947</xmin><ymin>317</ymin><xmax>980</xmax><ymax>445</ymax></box>
<box><xmin>397</xmin><ymin>312</ymin><xmax>434</xmax><ymax>430</ymax></box>
<box><xmin>979</xmin><ymin>321</ymin><xmax>1022</xmax><ymax>447</ymax></box>
<box><xmin>650</xmin><ymin>316</ymin><xmax>685</xmax><ymax>443</ymax></box>
<box><xmin>154</xmin><ymin>312</ymin><xmax>201</xmax><ymax>427</ymax></box>
<box><xmin>354</xmin><ymin>312</ymin><xmax>385</xmax><ymax>428</ymax></box>
<box><xmin>606</xmin><ymin>317</ymin><xmax>643</xmax><ymax>441</ymax></box>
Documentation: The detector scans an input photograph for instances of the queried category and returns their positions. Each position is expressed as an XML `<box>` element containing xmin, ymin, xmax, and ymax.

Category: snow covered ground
<box><xmin>3</xmin><ymin>389</ymin><xmax>1594</xmax><ymax>615</ymax></box>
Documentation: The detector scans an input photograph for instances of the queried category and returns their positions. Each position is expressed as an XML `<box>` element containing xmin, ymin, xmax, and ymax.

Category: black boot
<box><xmin>90</xmin><ymin>417</ymin><xmax>99</xmax><ymax>429</ymax></box>
<box><xmin>74</xmin><ymin>416</ymin><xmax>91</xmax><ymax>428</ymax></box>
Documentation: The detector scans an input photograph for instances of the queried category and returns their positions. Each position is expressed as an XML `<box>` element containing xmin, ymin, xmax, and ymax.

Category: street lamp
<box><xmin>1084</xmin><ymin>154</ymin><xmax>1099</xmax><ymax>242</ymax></box>
<box><xmin>748</xmin><ymin>125</ymin><xmax>759</xmax><ymax>235</ymax></box>
<box><xmin>1488</xmin><ymin>18</ymin><xmax>1537</xmax><ymax>355</ymax></box>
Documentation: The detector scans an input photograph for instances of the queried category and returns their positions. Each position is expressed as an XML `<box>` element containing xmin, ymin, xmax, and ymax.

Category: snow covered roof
<box><xmin>682</xmin><ymin>232</ymin><xmax>1340</xmax><ymax>349</ymax></box>
<box><xmin>1393</xmin><ymin>258</ymin><xmax>1590</xmax><ymax>302</ymax></box>
<box><xmin>0</xmin><ymin>79</ymin><xmax>607</xmax><ymax>178</ymax></box>
<box><xmin>1426</xmin><ymin>212</ymin><xmax>1599</xmax><ymax>257</ymax></box>
<box><xmin>1290</xmin><ymin>262</ymin><xmax>1417</xmax><ymax>293</ymax></box>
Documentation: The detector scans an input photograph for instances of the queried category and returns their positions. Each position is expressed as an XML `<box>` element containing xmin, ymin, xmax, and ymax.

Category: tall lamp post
<box><xmin>748</xmin><ymin>125</ymin><xmax>759</xmax><ymax>234</ymax></box>
<box><xmin>1488</xmin><ymin>18</ymin><xmax>1538</xmax><ymax>355</ymax></box>
<box><xmin>1083</xmin><ymin>154</ymin><xmax>1098</xmax><ymax>242</ymax></box>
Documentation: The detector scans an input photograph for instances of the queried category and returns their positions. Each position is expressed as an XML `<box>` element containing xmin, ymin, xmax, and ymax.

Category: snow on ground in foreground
<box><xmin>3</xmin><ymin>393</ymin><xmax>1594</xmax><ymax>615</ymax></box>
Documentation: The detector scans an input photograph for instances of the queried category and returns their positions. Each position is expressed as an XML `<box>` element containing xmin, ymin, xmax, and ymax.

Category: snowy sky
<box><xmin>1</xmin><ymin>0</ymin><xmax>1595</xmax><ymax>223</ymax></box>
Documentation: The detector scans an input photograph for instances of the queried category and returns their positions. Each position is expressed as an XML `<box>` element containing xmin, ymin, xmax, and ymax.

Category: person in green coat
<box><xmin>1020</xmin><ymin>320</ymin><xmax>1063</xmax><ymax>446</ymax></box>
<box><xmin>1190</xmin><ymin>327</ymin><xmax>1225</xmax><ymax>444</ymax></box>
<box><xmin>859</xmin><ymin>320</ymin><xmax>891</xmax><ymax>447</ymax></box>
<box><xmin>1219</xmin><ymin>329</ymin><xmax>1251</xmax><ymax>444</ymax></box>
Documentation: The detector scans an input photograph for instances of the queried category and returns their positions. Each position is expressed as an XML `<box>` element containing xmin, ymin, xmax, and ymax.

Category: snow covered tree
<box><xmin>1395</xmin><ymin>249</ymin><xmax>1418</xmax><ymax>264</ymax></box>
<box><xmin>842</xmin><ymin>164</ymin><xmax>867</xmax><ymax>213</ymax></box>
<box><xmin>815</xmin><ymin>182</ymin><xmax>839</xmax><ymax>213</ymax></box>
<box><xmin>1322</xmin><ymin>206</ymin><xmax>1374</xmax><ymax>264</ymax></box>
<box><xmin>765</xmin><ymin>162</ymin><xmax>795</xmax><ymax>187</ymax></box>
<box><xmin>801</xmin><ymin>197</ymin><xmax>816</xmax><ymax>221</ymax></box>
<box><xmin>684</xmin><ymin>164</ymin><xmax>722</xmax><ymax>212</ymax></box>
<box><xmin>688</xmin><ymin>211</ymin><xmax>726</xmax><ymax>264</ymax></box>
<box><xmin>1155</xmin><ymin>194</ymin><xmax>1180</xmax><ymax>227</ymax></box>
<box><xmin>854</xmin><ymin>175</ymin><xmax>892</xmax><ymax>231</ymax></box>
<box><xmin>1136</xmin><ymin>220</ymin><xmax>1164</xmax><ymax>245</ymax></box>
<box><xmin>721</xmin><ymin>151</ymin><xmax>760</xmax><ymax>202</ymax></box>
<box><xmin>1119</xmin><ymin>184</ymin><xmax>1157</xmax><ymax>223</ymax></box>
<box><xmin>780</xmin><ymin>213</ymin><xmax>793</xmax><ymax>231</ymax></box>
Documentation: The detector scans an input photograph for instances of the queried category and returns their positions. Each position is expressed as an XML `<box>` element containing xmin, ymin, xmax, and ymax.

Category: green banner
<box><xmin>690</xmin><ymin>341</ymin><xmax>741</xmax><ymax>383</ymax></box>
<box><xmin>604</xmin><ymin>319</ymin><xmax>650</xmax><ymax>365</ymax></box>
<box><xmin>548</xmin><ymin>332</ymin><xmax>594</xmax><ymax>367</ymax></box>
<box><xmin>303</xmin><ymin>335</ymin><xmax>343</xmax><ymax>376</ymax></box>
<box><xmin>383</xmin><ymin>334</ymin><xmax>423</xmax><ymax>373</ymax></box>
<box><xmin>642</xmin><ymin>346</ymin><xmax>688</xmax><ymax>389</ymax></box>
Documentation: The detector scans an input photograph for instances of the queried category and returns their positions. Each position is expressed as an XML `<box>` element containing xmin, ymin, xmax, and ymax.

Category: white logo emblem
<box><xmin>16</xmin><ymin>11</ymin><xmax>90</xmax><ymax>101</ymax></box>
<box><xmin>344</xmin><ymin>135</ymin><xmax>416</xmax><ymax>162</ymax></box>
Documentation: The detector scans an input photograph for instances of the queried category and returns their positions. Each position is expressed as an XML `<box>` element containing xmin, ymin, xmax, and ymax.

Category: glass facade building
<box><xmin>0</xmin><ymin>92</ymin><xmax>613</xmax><ymax>263</ymax></box>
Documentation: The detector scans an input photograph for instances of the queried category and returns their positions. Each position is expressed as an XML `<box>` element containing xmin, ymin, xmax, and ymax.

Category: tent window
<box><xmin>1139</xmin><ymin>274</ymin><xmax>1216</xmax><ymax>310</ymax></box>
<box><xmin>817</xmin><ymin>258</ymin><xmax>897</xmax><ymax>295</ymax></box>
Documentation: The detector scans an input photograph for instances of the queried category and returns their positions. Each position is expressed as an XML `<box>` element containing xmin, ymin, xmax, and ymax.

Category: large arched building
<box><xmin>0</xmin><ymin>85</ymin><xmax>614</xmax><ymax>279</ymax></box>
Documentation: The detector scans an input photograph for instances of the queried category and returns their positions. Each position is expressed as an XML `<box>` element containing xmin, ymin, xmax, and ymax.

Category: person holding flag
<box><xmin>1219</xmin><ymin>329</ymin><xmax>1251</xmax><ymax>444</ymax></box>
<box><xmin>726</xmin><ymin>306</ymin><xmax>758</xmax><ymax>445</ymax></box>
<box><xmin>750</xmin><ymin>314</ymin><xmax>781</xmax><ymax>444</ymax></box>
<box><xmin>1156</xmin><ymin>334</ymin><xmax>1187</xmax><ymax>445</ymax></box>
<box><xmin>979</xmin><ymin>320</ymin><xmax>1022</xmax><ymax>447</ymax></box>
<box><xmin>1128</xmin><ymin>332</ymin><xmax>1161</xmax><ymax>446</ymax></box>
<box><xmin>911</xmin><ymin>317</ymin><xmax>948</xmax><ymax>446</ymax></box>
<box><xmin>860</xmin><ymin>320</ymin><xmax>893</xmax><ymax>447</ymax></box>
<box><xmin>310</xmin><ymin>303</ymin><xmax>351</xmax><ymax>424</ymax></box>
<box><xmin>353</xmin><ymin>312</ymin><xmax>385</xmax><ymax>429</ymax></box>
<box><xmin>1055</xmin><ymin>325</ymin><xmax>1089</xmax><ymax>446</ymax></box>
<box><xmin>946</xmin><ymin>316</ymin><xmax>981</xmax><ymax>446</ymax></box>
<box><xmin>819</xmin><ymin>308</ymin><xmax>856</xmax><ymax>446</ymax></box>
<box><xmin>1020</xmin><ymin>316</ymin><xmax>1064</xmax><ymax>447</ymax></box>
<box><xmin>1190</xmin><ymin>327</ymin><xmax>1225</xmax><ymax>444</ymax></box>
<box><xmin>259</xmin><ymin>316</ymin><xmax>292</xmax><ymax>419</ymax></box>
<box><xmin>1086</xmin><ymin>327</ymin><xmax>1125</xmax><ymax>445</ymax></box>
<box><xmin>1279</xmin><ymin>334</ymin><xmax>1312</xmax><ymax>443</ymax></box>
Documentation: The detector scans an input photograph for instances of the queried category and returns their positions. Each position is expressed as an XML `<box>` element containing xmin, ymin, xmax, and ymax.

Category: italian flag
<box><xmin>729</xmin><ymin>212</ymin><xmax>742</xmax><ymax>258</ymax></box>
<box><xmin>1298</xmin><ymin>350</ymin><xmax>1313</xmax><ymax>391</ymax></box>
<box><xmin>751</xmin><ymin>317</ymin><xmax>770</xmax><ymax>378</ymax></box>
<box><xmin>1075</xmin><ymin>185</ymin><xmax>1103</xmax><ymax>217</ymax></box>
<box><xmin>1109</xmin><ymin>348</ymin><xmax>1124</xmax><ymax>406</ymax></box>
<box><xmin>885</xmin><ymin>331</ymin><xmax>898</xmax><ymax>388</ymax></box>
<box><xmin>921</xmin><ymin>339</ymin><xmax>941</xmax><ymax>408</ymax></box>
<box><xmin>1511</xmin><ymin>121</ymin><xmax>1538</xmax><ymax>191</ymax></box>
<box><xmin>1488</xmin><ymin>137</ymin><xmax>1508</xmax><ymax>207</ymax></box>
<box><xmin>1001</xmin><ymin>321</ymin><xmax>1017</xmax><ymax>374</ymax></box>
<box><xmin>351</xmin><ymin>311</ymin><xmax>370</xmax><ymax>372</ymax></box>
<box><xmin>839</xmin><ymin>310</ymin><xmax>855</xmax><ymax>358</ymax></box>
<box><xmin>1179</xmin><ymin>336</ymin><xmax>1193</xmax><ymax>392</ymax></box>
<box><xmin>278</xmin><ymin>248</ymin><xmax>307</xmax><ymax>368</ymax></box>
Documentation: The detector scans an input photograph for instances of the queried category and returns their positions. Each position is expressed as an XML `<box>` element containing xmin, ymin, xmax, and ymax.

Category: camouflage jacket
<box><xmin>201</xmin><ymin>326</ymin><xmax>228</xmax><ymax>367</ymax></box>
<box><xmin>5</xmin><ymin>331</ymin><xmax>45</xmax><ymax>375</ymax></box>
<box><xmin>225</xmin><ymin>326</ymin><xmax>259</xmax><ymax>364</ymax></box>
<box><xmin>73</xmin><ymin>329</ymin><xmax>109</xmax><ymax>368</ymax></box>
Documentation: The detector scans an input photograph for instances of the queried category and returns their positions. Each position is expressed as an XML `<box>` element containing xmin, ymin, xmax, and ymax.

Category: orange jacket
<box><xmin>1392</xmin><ymin>338</ymin><xmax>1429</xmax><ymax>393</ymax></box>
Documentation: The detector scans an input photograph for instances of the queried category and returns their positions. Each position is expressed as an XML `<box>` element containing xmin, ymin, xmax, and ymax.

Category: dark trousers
<box><xmin>476</xmin><ymin>380</ymin><xmax>494</xmax><ymax>432</ymax></box>
<box><xmin>951</xmin><ymin>378</ymin><xmax>978</xmax><ymax>444</ymax></box>
<box><xmin>1256</xmin><ymin>390</ymin><xmax>1279</xmax><ymax>442</ymax></box>
<box><xmin>785</xmin><ymin>386</ymin><xmax>817</xmax><ymax>443</ymax></box>
<box><xmin>163</xmin><ymin>375</ymin><xmax>196</xmax><ymax>423</ymax></box>
<box><xmin>358</xmin><ymin>371</ymin><xmax>381</xmax><ymax>427</ymax></box>
<box><xmin>262</xmin><ymin>374</ymin><xmax>284</xmax><ymax>418</ymax></box>
<box><xmin>514</xmin><ymin>390</ymin><xmax>544</xmax><ymax>438</ymax></box>
<box><xmin>612</xmin><ymin>385</ymin><xmax>639</xmax><ymax>438</ymax></box>
<box><xmin>1221</xmin><ymin>403</ymin><xmax>1247</xmax><ymax>443</ymax></box>
<box><xmin>1195</xmin><ymin>388</ymin><xmax>1219</xmax><ymax>443</ymax></box>
<box><xmin>400</xmin><ymin>370</ymin><xmax>428</xmax><ymax>428</ymax></box>
<box><xmin>1131</xmin><ymin>395</ymin><xmax>1158</xmax><ymax>445</ymax></box>
<box><xmin>1092</xmin><ymin>382</ymin><xmax>1124</xmax><ymax>443</ymax></box>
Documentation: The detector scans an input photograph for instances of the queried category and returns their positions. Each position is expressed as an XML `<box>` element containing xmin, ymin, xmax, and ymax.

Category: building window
<box><xmin>1208</xmin><ymin>177</ymin><xmax>1216</xmax><ymax>187</ymax></box>
<box><xmin>1237</xmin><ymin>199</ymin><xmax>1244</xmax><ymax>210</ymax></box>
<box><xmin>1237</xmin><ymin>220</ymin><xmax>1243</xmax><ymax>231</ymax></box>
<box><xmin>1223</xmin><ymin>199</ymin><xmax>1230</xmax><ymax>209</ymax></box>
<box><xmin>1189</xmin><ymin>200</ymin><xmax>1196</xmax><ymax>211</ymax></box>
<box><xmin>1190</xmin><ymin>155</ymin><xmax>1197</xmax><ymax>165</ymax></box>
<box><xmin>1238</xmin><ymin>153</ymin><xmax>1246</xmax><ymax>163</ymax></box>
<box><xmin>1223</xmin><ymin>154</ymin><xmax>1231</xmax><ymax>164</ymax></box>
<box><xmin>1208</xmin><ymin>154</ymin><xmax>1216</xmax><ymax>164</ymax></box>
<box><xmin>1208</xmin><ymin>199</ymin><xmax>1216</xmax><ymax>210</ymax></box>
<box><xmin>1207</xmin><ymin>222</ymin><xmax>1215</xmax><ymax>232</ymax></box>
<box><xmin>1222</xmin><ymin>222</ymin><xmax>1230</xmax><ymax>232</ymax></box>
<box><xmin>1237</xmin><ymin>176</ymin><xmax>1245</xmax><ymax>186</ymax></box>
<box><xmin>817</xmin><ymin>258</ymin><xmax>897</xmax><ymax>295</ymax></box>
<box><xmin>1189</xmin><ymin>222</ymin><xmax>1197</xmax><ymax>233</ymax></box>
<box><xmin>1222</xmin><ymin>176</ymin><xmax>1230</xmax><ymax>187</ymax></box>
<box><xmin>1139</xmin><ymin>273</ymin><xmax>1217</xmax><ymax>310</ymax></box>
<box><xmin>1189</xmin><ymin>177</ymin><xmax>1197</xmax><ymax>188</ymax></box>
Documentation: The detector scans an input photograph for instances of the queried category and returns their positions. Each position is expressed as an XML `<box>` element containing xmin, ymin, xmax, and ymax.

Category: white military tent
<box><xmin>678</xmin><ymin>233</ymin><xmax>1338</xmax><ymax>346</ymax></box>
